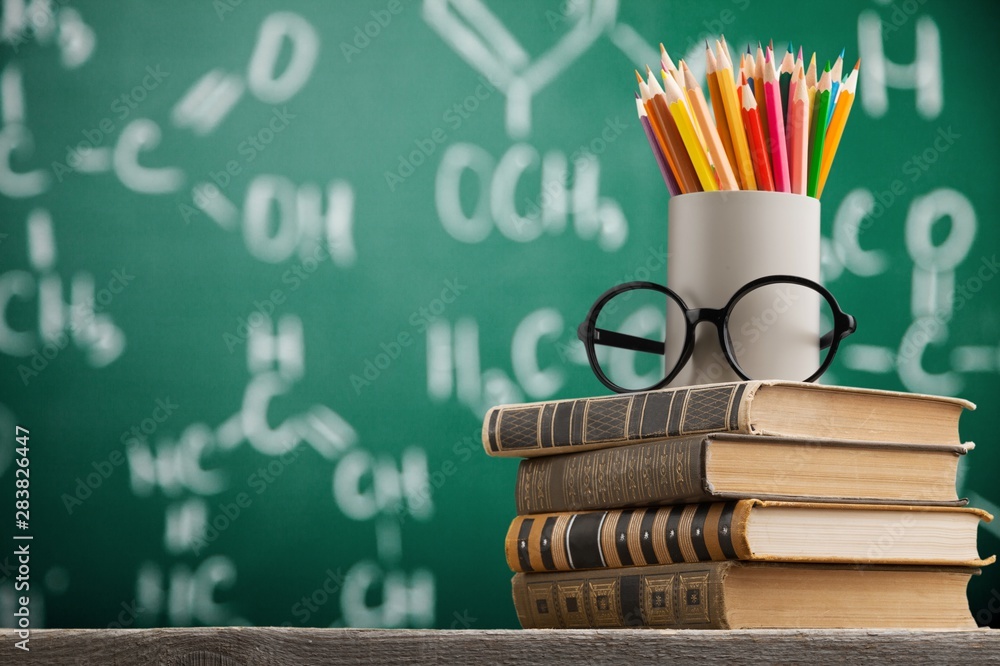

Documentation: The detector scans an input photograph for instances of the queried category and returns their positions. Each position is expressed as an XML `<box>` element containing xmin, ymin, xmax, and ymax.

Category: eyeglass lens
<box><xmin>589</xmin><ymin>281</ymin><xmax>836</xmax><ymax>390</ymax></box>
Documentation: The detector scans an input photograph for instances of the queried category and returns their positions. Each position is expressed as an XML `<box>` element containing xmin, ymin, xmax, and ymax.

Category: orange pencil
<box><xmin>817</xmin><ymin>60</ymin><xmax>859</xmax><ymax>198</ymax></box>
<box><xmin>682</xmin><ymin>61</ymin><xmax>739</xmax><ymax>190</ymax></box>
<box><xmin>647</xmin><ymin>70</ymin><xmax>702</xmax><ymax>193</ymax></box>
<box><xmin>637</xmin><ymin>70</ymin><xmax>682</xmax><ymax>188</ymax></box>
<box><xmin>705</xmin><ymin>42</ymin><xmax>739</xmax><ymax>180</ymax></box>
<box><xmin>741</xmin><ymin>81</ymin><xmax>774</xmax><ymax>191</ymax></box>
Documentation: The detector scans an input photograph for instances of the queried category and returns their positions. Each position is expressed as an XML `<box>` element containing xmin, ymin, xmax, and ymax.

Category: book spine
<box><xmin>515</xmin><ymin>436</ymin><xmax>713</xmax><ymax>514</ymax></box>
<box><xmin>484</xmin><ymin>382</ymin><xmax>754</xmax><ymax>457</ymax></box>
<box><xmin>506</xmin><ymin>502</ymin><xmax>753</xmax><ymax>572</ymax></box>
<box><xmin>511</xmin><ymin>561</ymin><xmax>733</xmax><ymax>628</ymax></box>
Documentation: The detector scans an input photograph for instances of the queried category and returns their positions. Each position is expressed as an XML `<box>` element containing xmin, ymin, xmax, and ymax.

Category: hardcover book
<box><xmin>483</xmin><ymin>381</ymin><xmax>972</xmax><ymax>458</ymax></box>
<box><xmin>505</xmin><ymin>501</ymin><xmax>994</xmax><ymax>572</ymax></box>
<box><xmin>511</xmin><ymin>561</ymin><xmax>980</xmax><ymax>629</ymax></box>
<box><xmin>514</xmin><ymin>433</ymin><xmax>968</xmax><ymax>514</ymax></box>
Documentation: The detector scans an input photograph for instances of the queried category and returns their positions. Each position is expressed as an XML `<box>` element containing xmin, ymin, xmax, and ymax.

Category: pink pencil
<box><xmin>763</xmin><ymin>51</ymin><xmax>790</xmax><ymax>192</ymax></box>
<box><xmin>789</xmin><ymin>69</ymin><xmax>809</xmax><ymax>195</ymax></box>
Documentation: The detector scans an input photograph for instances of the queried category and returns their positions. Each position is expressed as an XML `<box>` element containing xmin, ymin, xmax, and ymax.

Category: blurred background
<box><xmin>0</xmin><ymin>0</ymin><xmax>998</xmax><ymax>629</ymax></box>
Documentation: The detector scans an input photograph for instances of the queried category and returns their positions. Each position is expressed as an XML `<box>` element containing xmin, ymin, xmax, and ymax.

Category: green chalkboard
<box><xmin>1</xmin><ymin>0</ymin><xmax>999</xmax><ymax>630</ymax></box>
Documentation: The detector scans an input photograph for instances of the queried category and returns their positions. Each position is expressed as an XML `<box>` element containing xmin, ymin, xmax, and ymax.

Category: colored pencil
<box><xmin>705</xmin><ymin>42</ymin><xmax>740</xmax><ymax>180</ymax></box>
<box><xmin>662</xmin><ymin>72</ymin><xmax>717</xmax><ymax>191</ymax></box>
<box><xmin>681</xmin><ymin>62</ymin><xmax>739</xmax><ymax>191</ymax></box>
<box><xmin>637</xmin><ymin>71</ymin><xmax>682</xmax><ymax>188</ymax></box>
<box><xmin>786</xmin><ymin>60</ymin><xmax>803</xmax><ymax>160</ymax></box>
<box><xmin>789</xmin><ymin>68</ymin><xmax>810</xmax><ymax>195</ymax></box>
<box><xmin>807</xmin><ymin>64</ymin><xmax>832</xmax><ymax>197</ymax></box>
<box><xmin>816</xmin><ymin>60</ymin><xmax>859</xmax><ymax>198</ymax></box>
<box><xmin>715</xmin><ymin>40</ymin><xmax>757</xmax><ymax>190</ymax></box>
<box><xmin>671</xmin><ymin>60</ymin><xmax>707</xmax><ymax>154</ymax></box>
<box><xmin>754</xmin><ymin>44</ymin><xmax>769</xmax><ymax>147</ymax></box>
<box><xmin>779</xmin><ymin>43</ymin><xmax>794</xmax><ymax>126</ymax></box>
<box><xmin>636</xmin><ymin>94</ymin><xmax>680</xmax><ymax>195</ymax></box>
<box><xmin>647</xmin><ymin>70</ymin><xmax>702</xmax><ymax>193</ymax></box>
<box><xmin>659</xmin><ymin>43</ymin><xmax>685</xmax><ymax>90</ymax></box>
<box><xmin>741</xmin><ymin>81</ymin><xmax>774</xmax><ymax>191</ymax></box>
<box><xmin>764</xmin><ymin>54</ymin><xmax>790</xmax><ymax>192</ymax></box>
<box><xmin>827</xmin><ymin>48</ymin><xmax>845</xmax><ymax>127</ymax></box>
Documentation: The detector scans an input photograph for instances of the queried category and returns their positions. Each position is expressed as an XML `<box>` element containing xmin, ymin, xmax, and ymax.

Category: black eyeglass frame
<box><xmin>577</xmin><ymin>274</ymin><xmax>857</xmax><ymax>394</ymax></box>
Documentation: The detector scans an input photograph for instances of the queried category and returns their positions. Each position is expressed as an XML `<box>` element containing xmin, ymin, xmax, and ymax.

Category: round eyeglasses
<box><xmin>577</xmin><ymin>274</ymin><xmax>857</xmax><ymax>393</ymax></box>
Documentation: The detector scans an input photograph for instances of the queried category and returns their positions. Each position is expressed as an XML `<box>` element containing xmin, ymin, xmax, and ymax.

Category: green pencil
<box><xmin>807</xmin><ymin>62</ymin><xmax>832</xmax><ymax>198</ymax></box>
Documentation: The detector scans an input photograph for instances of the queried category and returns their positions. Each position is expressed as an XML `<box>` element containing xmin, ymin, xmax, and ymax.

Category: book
<box><xmin>512</xmin><ymin>561</ymin><xmax>979</xmax><ymax>629</ymax></box>
<box><xmin>514</xmin><ymin>433</ymin><xmax>968</xmax><ymax>514</ymax></box>
<box><xmin>482</xmin><ymin>381</ymin><xmax>972</xmax><ymax>458</ymax></box>
<box><xmin>506</xmin><ymin>501</ymin><xmax>994</xmax><ymax>572</ymax></box>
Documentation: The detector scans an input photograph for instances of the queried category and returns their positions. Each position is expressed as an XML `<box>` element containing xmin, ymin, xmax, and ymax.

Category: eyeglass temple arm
<box><xmin>819</xmin><ymin>314</ymin><xmax>858</xmax><ymax>350</ymax></box>
<box><xmin>577</xmin><ymin>322</ymin><xmax>665</xmax><ymax>356</ymax></box>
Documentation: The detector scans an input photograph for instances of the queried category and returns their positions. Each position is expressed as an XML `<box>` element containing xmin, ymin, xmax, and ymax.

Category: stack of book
<box><xmin>483</xmin><ymin>380</ymin><xmax>994</xmax><ymax>629</ymax></box>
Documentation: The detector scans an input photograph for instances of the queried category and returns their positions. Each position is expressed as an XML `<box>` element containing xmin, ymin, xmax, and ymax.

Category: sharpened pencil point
<box><xmin>839</xmin><ymin>47</ymin><xmax>845</xmax><ymax>59</ymax></box>
<box><xmin>635</xmin><ymin>69</ymin><xmax>644</xmax><ymax>85</ymax></box>
<box><xmin>787</xmin><ymin>41</ymin><xmax>794</xmax><ymax>53</ymax></box>
<box><xmin>824</xmin><ymin>60</ymin><xmax>831</xmax><ymax>72</ymax></box>
<box><xmin>854</xmin><ymin>58</ymin><xmax>861</xmax><ymax>69</ymax></box>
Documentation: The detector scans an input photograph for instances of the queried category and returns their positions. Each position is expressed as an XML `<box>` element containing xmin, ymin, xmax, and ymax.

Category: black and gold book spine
<box><xmin>506</xmin><ymin>502</ymin><xmax>747</xmax><ymax>573</ymax></box>
<box><xmin>484</xmin><ymin>382</ymin><xmax>752</xmax><ymax>457</ymax></box>
<box><xmin>515</xmin><ymin>436</ymin><xmax>712</xmax><ymax>514</ymax></box>
<box><xmin>511</xmin><ymin>561</ymin><xmax>735</xmax><ymax>629</ymax></box>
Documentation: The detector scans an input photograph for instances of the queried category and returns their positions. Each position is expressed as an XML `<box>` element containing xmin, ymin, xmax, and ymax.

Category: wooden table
<box><xmin>2</xmin><ymin>628</ymin><xmax>999</xmax><ymax>664</ymax></box>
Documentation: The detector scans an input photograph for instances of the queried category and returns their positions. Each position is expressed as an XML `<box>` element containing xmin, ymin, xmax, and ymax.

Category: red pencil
<box><xmin>741</xmin><ymin>81</ymin><xmax>774</xmax><ymax>191</ymax></box>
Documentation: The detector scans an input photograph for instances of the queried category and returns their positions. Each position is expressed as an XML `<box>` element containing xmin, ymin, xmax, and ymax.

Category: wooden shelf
<box><xmin>3</xmin><ymin>627</ymin><xmax>999</xmax><ymax>664</ymax></box>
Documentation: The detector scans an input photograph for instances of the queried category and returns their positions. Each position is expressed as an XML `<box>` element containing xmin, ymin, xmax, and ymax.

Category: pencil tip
<box><xmin>788</xmin><ymin>41</ymin><xmax>794</xmax><ymax>53</ymax></box>
<box><xmin>659</xmin><ymin>42</ymin><xmax>666</xmax><ymax>53</ymax></box>
<box><xmin>634</xmin><ymin>91</ymin><xmax>640</xmax><ymax>99</ymax></box>
<box><xmin>646</xmin><ymin>64</ymin><xmax>652</xmax><ymax>74</ymax></box>
<box><xmin>635</xmin><ymin>70</ymin><xmax>643</xmax><ymax>85</ymax></box>
<box><xmin>854</xmin><ymin>58</ymin><xmax>861</xmax><ymax>69</ymax></box>
<box><xmin>839</xmin><ymin>47</ymin><xmax>845</xmax><ymax>59</ymax></box>
<box><xmin>824</xmin><ymin>60</ymin><xmax>831</xmax><ymax>71</ymax></box>
<box><xmin>705</xmin><ymin>39</ymin><xmax>710</xmax><ymax>50</ymax></box>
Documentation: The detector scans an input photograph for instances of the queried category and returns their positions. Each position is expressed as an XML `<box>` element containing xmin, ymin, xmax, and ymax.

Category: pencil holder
<box><xmin>666</xmin><ymin>191</ymin><xmax>821</xmax><ymax>386</ymax></box>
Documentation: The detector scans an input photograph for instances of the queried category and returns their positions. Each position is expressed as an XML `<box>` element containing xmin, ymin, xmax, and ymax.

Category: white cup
<box><xmin>666</xmin><ymin>191</ymin><xmax>821</xmax><ymax>387</ymax></box>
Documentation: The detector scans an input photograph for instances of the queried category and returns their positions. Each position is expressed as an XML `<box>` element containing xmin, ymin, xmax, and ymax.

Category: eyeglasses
<box><xmin>577</xmin><ymin>274</ymin><xmax>857</xmax><ymax>393</ymax></box>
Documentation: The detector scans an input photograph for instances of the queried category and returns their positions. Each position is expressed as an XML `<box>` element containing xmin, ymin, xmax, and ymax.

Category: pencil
<box><xmin>789</xmin><ymin>68</ymin><xmax>809</xmax><ymax>195</ymax></box>
<box><xmin>754</xmin><ymin>43</ymin><xmax>769</xmax><ymax>147</ymax></box>
<box><xmin>637</xmin><ymin>70</ymin><xmax>682</xmax><ymax>189</ymax></box>
<box><xmin>827</xmin><ymin>48</ymin><xmax>845</xmax><ymax>127</ymax></box>
<box><xmin>662</xmin><ymin>73</ymin><xmax>717</xmax><ymax>191</ymax></box>
<box><xmin>636</xmin><ymin>93</ymin><xmax>680</xmax><ymax>195</ymax></box>
<box><xmin>816</xmin><ymin>60</ymin><xmax>858</xmax><ymax>198</ymax></box>
<box><xmin>659</xmin><ymin>43</ymin><xmax>684</xmax><ymax>89</ymax></box>
<box><xmin>742</xmin><ymin>81</ymin><xmax>774</xmax><ymax>191</ymax></box>
<box><xmin>786</xmin><ymin>60</ymin><xmax>803</xmax><ymax>160</ymax></box>
<box><xmin>715</xmin><ymin>40</ymin><xmax>756</xmax><ymax>190</ymax></box>
<box><xmin>705</xmin><ymin>42</ymin><xmax>740</xmax><ymax>181</ymax></box>
<box><xmin>779</xmin><ymin>43</ymin><xmax>794</xmax><ymax>126</ymax></box>
<box><xmin>647</xmin><ymin>70</ymin><xmax>702</xmax><ymax>193</ymax></box>
<box><xmin>671</xmin><ymin>60</ymin><xmax>707</xmax><ymax>154</ymax></box>
<box><xmin>764</xmin><ymin>54</ymin><xmax>790</xmax><ymax>192</ymax></box>
<box><xmin>682</xmin><ymin>61</ymin><xmax>739</xmax><ymax>190</ymax></box>
<box><xmin>807</xmin><ymin>64</ymin><xmax>832</xmax><ymax>197</ymax></box>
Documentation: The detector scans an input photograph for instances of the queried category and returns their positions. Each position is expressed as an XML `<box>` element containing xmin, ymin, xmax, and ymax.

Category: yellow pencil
<box><xmin>715</xmin><ymin>40</ymin><xmax>756</xmax><ymax>190</ymax></box>
<box><xmin>682</xmin><ymin>61</ymin><xmax>738</xmax><ymax>190</ymax></box>
<box><xmin>816</xmin><ymin>60</ymin><xmax>859</xmax><ymax>198</ymax></box>
<box><xmin>673</xmin><ymin>59</ymin><xmax>707</xmax><ymax>152</ymax></box>
<box><xmin>662</xmin><ymin>71</ymin><xmax>718</xmax><ymax>191</ymax></box>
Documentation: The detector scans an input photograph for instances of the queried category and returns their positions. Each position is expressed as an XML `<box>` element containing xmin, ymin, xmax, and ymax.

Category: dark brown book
<box><xmin>483</xmin><ymin>380</ymin><xmax>972</xmax><ymax>458</ymax></box>
<box><xmin>514</xmin><ymin>433</ymin><xmax>968</xmax><ymax>514</ymax></box>
<box><xmin>506</xmin><ymin>501</ymin><xmax>994</xmax><ymax>573</ymax></box>
<box><xmin>512</xmin><ymin>561</ymin><xmax>980</xmax><ymax>629</ymax></box>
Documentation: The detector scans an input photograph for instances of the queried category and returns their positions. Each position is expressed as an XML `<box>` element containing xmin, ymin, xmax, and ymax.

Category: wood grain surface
<box><xmin>2</xmin><ymin>628</ymin><xmax>999</xmax><ymax>665</ymax></box>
